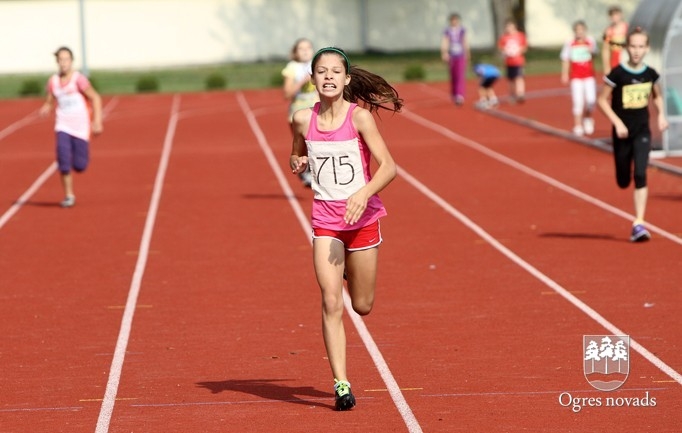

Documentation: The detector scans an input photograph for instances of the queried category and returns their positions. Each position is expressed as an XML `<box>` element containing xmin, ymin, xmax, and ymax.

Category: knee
<box><xmin>352</xmin><ymin>296</ymin><xmax>374</xmax><ymax>316</ymax></box>
<box><xmin>321</xmin><ymin>291</ymin><xmax>344</xmax><ymax>316</ymax></box>
<box><xmin>616</xmin><ymin>174</ymin><xmax>631</xmax><ymax>189</ymax></box>
<box><xmin>73</xmin><ymin>161</ymin><xmax>88</xmax><ymax>172</ymax></box>
<box><xmin>616</xmin><ymin>179</ymin><xmax>630</xmax><ymax>189</ymax></box>
<box><xmin>634</xmin><ymin>174</ymin><xmax>647</xmax><ymax>189</ymax></box>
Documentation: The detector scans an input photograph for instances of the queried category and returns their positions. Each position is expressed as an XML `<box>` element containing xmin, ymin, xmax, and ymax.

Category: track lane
<box><xmin>0</xmin><ymin>94</ymin><xmax>176</xmax><ymax>432</ymax></box>
<box><xmin>103</xmin><ymin>91</ymin><xmax>411</xmax><ymax>432</ymax></box>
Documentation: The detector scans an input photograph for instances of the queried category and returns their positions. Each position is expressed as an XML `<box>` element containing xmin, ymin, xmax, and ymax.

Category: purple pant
<box><xmin>449</xmin><ymin>55</ymin><xmax>467</xmax><ymax>99</ymax></box>
<box><xmin>56</xmin><ymin>131</ymin><xmax>89</xmax><ymax>174</ymax></box>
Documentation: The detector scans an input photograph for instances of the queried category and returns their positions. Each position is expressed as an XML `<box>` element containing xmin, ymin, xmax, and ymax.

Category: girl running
<box><xmin>289</xmin><ymin>47</ymin><xmax>402</xmax><ymax>410</ymax></box>
<box><xmin>282</xmin><ymin>38</ymin><xmax>319</xmax><ymax>187</ymax></box>
<box><xmin>597</xmin><ymin>27</ymin><xmax>668</xmax><ymax>242</ymax></box>
<box><xmin>39</xmin><ymin>46</ymin><xmax>102</xmax><ymax>207</ymax></box>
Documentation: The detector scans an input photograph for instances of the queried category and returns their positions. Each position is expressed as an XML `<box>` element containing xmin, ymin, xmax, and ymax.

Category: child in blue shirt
<box><xmin>473</xmin><ymin>63</ymin><xmax>501</xmax><ymax>108</ymax></box>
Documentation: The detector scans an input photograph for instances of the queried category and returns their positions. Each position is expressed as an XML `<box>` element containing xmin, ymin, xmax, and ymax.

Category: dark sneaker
<box><xmin>334</xmin><ymin>379</ymin><xmax>356</xmax><ymax>411</ymax></box>
<box><xmin>60</xmin><ymin>196</ymin><xmax>76</xmax><ymax>208</ymax></box>
<box><xmin>630</xmin><ymin>224</ymin><xmax>651</xmax><ymax>242</ymax></box>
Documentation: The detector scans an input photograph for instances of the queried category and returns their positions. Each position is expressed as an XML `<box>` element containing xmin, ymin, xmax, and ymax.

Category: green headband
<box><xmin>312</xmin><ymin>47</ymin><xmax>351</xmax><ymax>73</ymax></box>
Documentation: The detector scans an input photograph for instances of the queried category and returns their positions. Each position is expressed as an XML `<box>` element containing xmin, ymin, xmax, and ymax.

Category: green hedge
<box><xmin>19</xmin><ymin>79</ymin><xmax>43</xmax><ymax>96</ymax></box>
<box><xmin>136</xmin><ymin>75</ymin><xmax>160</xmax><ymax>93</ymax></box>
<box><xmin>403</xmin><ymin>64</ymin><xmax>425</xmax><ymax>81</ymax></box>
<box><xmin>205</xmin><ymin>72</ymin><xmax>227</xmax><ymax>90</ymax></box>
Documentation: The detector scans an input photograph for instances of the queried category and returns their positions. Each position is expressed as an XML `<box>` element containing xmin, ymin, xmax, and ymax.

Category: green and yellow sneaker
<box><xmin>334</xmin><ymin>379</ymin><xmax>356</xmax><ymax>411</ymax></box>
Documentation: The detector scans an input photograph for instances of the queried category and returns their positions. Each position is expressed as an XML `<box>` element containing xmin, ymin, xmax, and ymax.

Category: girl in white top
<box><xmin>282</xmin><ymin>38</ymin><xmax>319</xmax><ymax>187</ymax></box>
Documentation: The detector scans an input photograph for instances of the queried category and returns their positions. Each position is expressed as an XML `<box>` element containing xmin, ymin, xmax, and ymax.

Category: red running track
<box><xmin>0</xmin><ymin>76</ymin><xmax>680</xmax><ymax>432</ymax></box>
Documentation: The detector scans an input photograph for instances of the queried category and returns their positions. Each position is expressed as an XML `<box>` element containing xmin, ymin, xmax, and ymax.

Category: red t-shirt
<box><xmin>498</xmin><ymin>31</ymin><xmax>527</xmax><ymax>67</ymax></box>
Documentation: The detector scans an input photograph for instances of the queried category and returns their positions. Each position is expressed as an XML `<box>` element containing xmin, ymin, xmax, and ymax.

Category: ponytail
<box><xmin>345</xmin><ymin>66</ymin><xmax>403</xmax><ymax>113</ymax></box>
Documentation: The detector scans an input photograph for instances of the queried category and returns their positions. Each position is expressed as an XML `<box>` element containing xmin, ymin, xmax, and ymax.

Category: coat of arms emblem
<box><xmin>583</xmin><ymin>335</ymin><xmax>629</xmax><ymax>391</ymax></box>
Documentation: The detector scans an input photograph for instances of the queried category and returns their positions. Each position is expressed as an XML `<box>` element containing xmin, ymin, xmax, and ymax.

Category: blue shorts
<box><xmin>56</xmin><ymin>131</ymin><xmax>89</xmax><ymax>174</ymax></box>
<box><xmin>313</xmin><ymin>220</ymin><xmax>382</xmax><ymax>251</ymax></box>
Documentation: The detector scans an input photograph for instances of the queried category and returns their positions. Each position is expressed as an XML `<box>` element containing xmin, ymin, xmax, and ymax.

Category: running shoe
<box><xmin>572</xmin><ymin>125</ymin><xmax>584</xmax><ymax>136</ymax></box>
<box><xmin>583</xmin><ymin>118</ymin><xmax>595</xmax><ymax>135</ymax></box>
<box><xmin>60</xmin><ymin>196</ymin><xmax>76</xmax><ymax>208</ymax></box>
<box><xmin>334</xmin><ymin>379</ymin><xmax>356</xmax><ymax>411</ymax></box>
<box><xmin>630</xmin><ymin>224</ymin><xmax>651</xmax><ymax>242</ymax></box>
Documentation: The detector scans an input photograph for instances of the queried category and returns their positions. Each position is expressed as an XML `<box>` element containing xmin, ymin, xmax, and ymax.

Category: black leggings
<box><xmin>613</xmin><ymin>129</ymin><xmax>651</xmax><ymax>189</ymax></box>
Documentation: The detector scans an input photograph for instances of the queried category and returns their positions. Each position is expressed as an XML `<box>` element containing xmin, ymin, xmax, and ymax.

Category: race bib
<box><xmin>307</xmin><ymin>138</ymin><xmax>366</xmax><ymax>201</ymax></box>
<box><xmin>570</xmin><ymin>45</ymin><xmax>592</xmax><ymax>63</ymax></box>
<box><xmin>57</xmin><ymin>91</ymin><xmax>86</xmax><ymax>114</ymax></box>
<box><xmin>504</xmin><ymin>41</ymin><xmax>521</xmax><ymax>57</ymax></box>
<box><xmin>622</xmin><ymin>82</ymin><xmax>652</xmax><ymax>109</ymax></box>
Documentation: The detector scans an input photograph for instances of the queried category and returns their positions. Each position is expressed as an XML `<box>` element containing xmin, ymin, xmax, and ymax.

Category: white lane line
<box><xmin>95</xmin><ymin>94</ymin><xmax>181</xmax><ymax>433</ymax></box>
<box><xmin>0</xmin><ymin>98</ymin><xmax>120</xmax><ymax>231</ymax></box>
<box><xmin>396</xmin><ymin>118</ymin><xmax>682</xmax><ymax>387</ymax></box>
<box><xmin>0</xmin><ymin>163</ymin><xmax>57</xmax><ymax>230</ymax></box>
<box><xmin>0</xmin><ymin>111</ymin><xmax>39</xmax><ymax>142</ymax></box>
<box><xmin>402</xmin><ymin>109</ymin><xmax>682</xmax><ymax>246</ymax></box>
<box><xmin>236</xmin><ymin>92</ymin><xmax>423</xmax><ymax>433</ymax></box>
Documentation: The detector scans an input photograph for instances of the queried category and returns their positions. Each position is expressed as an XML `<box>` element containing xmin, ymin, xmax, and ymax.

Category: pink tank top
<box><xmin>47</xmin><ymin>71</ymin><xmax>92</xmax><ymax>140</ymax></box>
<box><xmin>305</xmin><ymin>102</ymin><xmax>387</xmax><ymax>230</ymax></box>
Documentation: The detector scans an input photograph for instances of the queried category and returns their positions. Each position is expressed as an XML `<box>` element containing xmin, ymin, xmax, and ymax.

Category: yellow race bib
<box><xmin>622</xmin><ymin>82</ymin><xmax>652</xmax><ymax>109</ymax></box>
